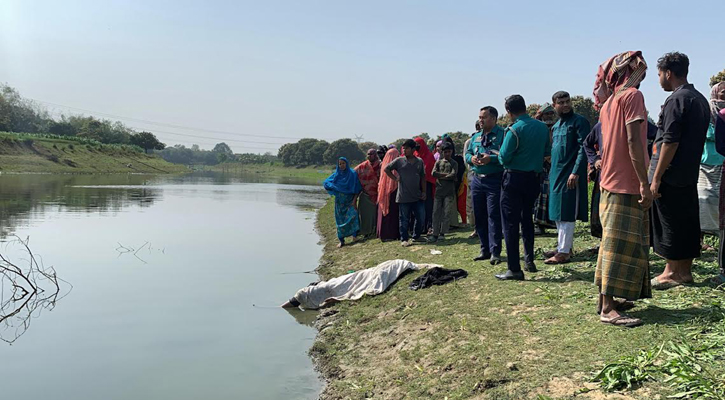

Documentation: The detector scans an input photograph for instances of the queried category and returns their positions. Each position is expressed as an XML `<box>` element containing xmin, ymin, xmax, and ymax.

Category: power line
<box><xmin>31</xmin><ymin>97</ymin><xmax>307</xmax><ymax>140</ymax></box>
<box><xmin>124</xmin><ymin>125</ymin><xmax>287</xmax><ymax>146</ymax></box>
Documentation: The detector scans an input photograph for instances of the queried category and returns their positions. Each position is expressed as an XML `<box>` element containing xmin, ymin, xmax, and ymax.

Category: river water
<box><xmin>0</xmin><ymin>172</ymin><xmax>326</xmax><ymax>400</ymax></box>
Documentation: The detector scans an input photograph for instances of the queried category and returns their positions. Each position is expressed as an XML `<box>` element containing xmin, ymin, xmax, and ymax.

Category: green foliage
<box><xmin>594</xmin><ymin>318</ymin><xmax>725</xmax><ymax>397</ymax></box>
<box><xmin>130</xmin><ymin>131</ymin><xmax>165</xmax><ymax>153</ymax></box>
<box><xmin>158</xmin><ymin>143</ymin><xmax>233</xmax><ymax>165</ymax></box>
<box><xmin>593</xmin><ymin>344</ymin><xmax>663</xmax><ymax>391</ymax></box>
<box><xmin>357</xmin><ymin>141</ymin><xmax>378</xmax><ymax>153</ymax></box>
<box><xmin>711</xmin><ymin>70</ymin><xmax>725</xmax><ymax>87</ymax></box>
<box><xmin>527</xmin><ymin>103</ymin><xmax>541</xmax><ymax>117</ymax></box>
<box><xmin>277</xmin><ymin>138</ymin><xmax>330</xmax><ymax>167</ymax></box>
<box><xmin>323</xmin><ymin>138</ymin><xmax>364</xmax><ymax>164</ymax></box>
<box><xmin>0</xmin><ymin>84</ymin><xmax>51</xmax><ymax>133</ymax></box>
<box><xmin>571</xmin><ymin>96</ymin><xmax>599</xmax><ymax>125</ymax></box>
<box><xmin>212</xmin><ymin>142</ymin><xmax>233</xmax><ymax>155</ymax></box>
<box><xmin>0</xmin><ymin>83</ymin><xmax>146</xmax><ymax>147</ymax></box>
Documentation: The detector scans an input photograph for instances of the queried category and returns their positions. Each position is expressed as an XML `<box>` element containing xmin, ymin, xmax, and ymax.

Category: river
<box><xmin>0</xmin><ymin>172</ymin><xmax>326</xmax><ymax>400</ymax></box>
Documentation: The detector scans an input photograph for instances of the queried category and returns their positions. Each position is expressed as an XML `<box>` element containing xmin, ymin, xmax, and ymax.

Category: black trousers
<box><xmin>500</xmin><ymin>170</ymin><xmax>540</xmax><ymax>273</ymax></box>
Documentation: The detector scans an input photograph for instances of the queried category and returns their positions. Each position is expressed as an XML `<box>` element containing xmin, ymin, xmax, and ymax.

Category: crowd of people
<box><xmin>322</xmin><ymin>50</ymin><xmax>725</xmax><ymax>328</ymax></box>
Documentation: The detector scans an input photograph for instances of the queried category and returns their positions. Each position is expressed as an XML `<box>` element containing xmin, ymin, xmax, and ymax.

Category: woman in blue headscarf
<box><xmin>324</xmin><ymin>157</ymin><xmax>362</xmax><ymax>247</ymax></box>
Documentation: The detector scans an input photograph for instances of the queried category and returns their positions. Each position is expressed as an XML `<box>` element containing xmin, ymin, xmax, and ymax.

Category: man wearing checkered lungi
<box><xmin>592</xmin><ymin>51</ymin><xmax>654</xmax><ymax>328</ymax></box>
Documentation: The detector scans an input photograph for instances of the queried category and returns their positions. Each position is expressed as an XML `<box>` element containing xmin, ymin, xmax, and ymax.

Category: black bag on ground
<box><xmin>409</xmin><ymin>267</ymin><xmax>468</xmax><ymax>290</ymax></box>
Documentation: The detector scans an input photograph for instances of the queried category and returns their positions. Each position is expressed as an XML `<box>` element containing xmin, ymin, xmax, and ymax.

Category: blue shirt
<box><xmin>465</xmin><ymin>125</ymin><xmax>505</xmax><ymax>175</ymax></box>
<box><xmin>499</xmin><ymin>114</ymin><xmax>551</xmax><ymax>173</ymax></box>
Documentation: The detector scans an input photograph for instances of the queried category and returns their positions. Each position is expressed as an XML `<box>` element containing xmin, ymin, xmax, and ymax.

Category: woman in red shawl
<box><xmin>376</xmin><ymin>148</ymin><xmax>401</xmax><ymax>241</ymax></box>
<box><xmin>414</xmin><ymin>137</ymin><xmax>436</xmax><ymax>233</ymax></box>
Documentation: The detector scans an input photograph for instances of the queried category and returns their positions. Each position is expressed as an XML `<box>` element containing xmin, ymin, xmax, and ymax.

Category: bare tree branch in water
<box><xmin>0</xmin><ymin>236</ymin><xmax>71</xmax><ymax>344</ymax></box>
<box><xmin>115</xmin><ymin>241</ymin><xmax>165</xmax><ymax>264</ymax></box>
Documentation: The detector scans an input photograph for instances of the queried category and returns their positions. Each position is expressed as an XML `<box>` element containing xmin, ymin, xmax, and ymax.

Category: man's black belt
<box><xmin>504</xmin><ymin>169</ymin><xmax>536</xmax><ymax>175</ymax></box>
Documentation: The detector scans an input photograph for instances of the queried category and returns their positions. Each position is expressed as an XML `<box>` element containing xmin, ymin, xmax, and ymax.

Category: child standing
<box><xmin>430</xmin><ymin>142</ymin><xmax>458</xmax><ymax>242</ymax></box>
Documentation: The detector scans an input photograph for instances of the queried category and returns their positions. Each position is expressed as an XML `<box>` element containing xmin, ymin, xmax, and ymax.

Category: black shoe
<box><xmin>524</xmin><ymin>262</ymin><xmax>538</xmax><ymax>273</ymax></box>
<box><xmin>495</xmin><ymin>270</ymin><xmax>525</xmax><ymax>281</ymax></box>
<box><xmin>490</xmin><ymin>254</ymin><xmax>502</xmax><ymax>265</ymax></box>
<box><xmin>474</xmin><ymin>251</ymin><xmax>491</xmax><ymax>261</ymax></box>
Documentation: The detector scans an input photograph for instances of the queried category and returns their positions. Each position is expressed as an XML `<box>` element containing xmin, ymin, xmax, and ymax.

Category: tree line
<box><xmin>276</xmin><ymin>96</ymin><xmax>602</xmax><ymax>167</ymax></box>
<box><xmin>0</xmin><ymin>83</ymin><xmax>164</xmax><ymax>152</ymax></box>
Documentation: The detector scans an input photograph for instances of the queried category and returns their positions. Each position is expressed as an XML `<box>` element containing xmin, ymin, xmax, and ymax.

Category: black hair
<box><xmin>441</xmin><ymin>142</ymin><xmax>454</xmax><ymax>151</ymax></box>
<box><xmin>402</xmin><ymin>139</ymin><xmax>417</xmax><ymax>149</ymax></box>
<box><xmin>504</xmin><ymin>95</ymin><xmax>526</xmax><ymax>114</ymax></box>
<box><xmin>657</xmin><ymin>52</ymin><xmax>689</xmax><ymax>78</ymax></box>
<box><xmin>475</xmin><ymin>120</ymin><xmax>481</xmax><ymax>131</ymax></box>
<box><xmin>552</xmin><ymin>91</ymin><xmax>570</xmax><ymax>103</ymax></box>
<box><xmin>480</xmin><ymin>106</ymin><xmax>499</xmax><ymax>119</ymax></box>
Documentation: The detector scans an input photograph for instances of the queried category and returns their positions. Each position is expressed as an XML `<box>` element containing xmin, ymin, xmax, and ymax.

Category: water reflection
<box><xmin>0</xmin><ymin>237</ymin><xmax>71</xmax><ymax>344</ymax></box>
<box><xmin>0</xmin><ymin>173</ymin><xmax>327</xmax><ymax>238</ymax></box>
<box><xmin>0</xmin><ymin>174</ymin><xmax>161</xmax><ymax>238</ymax></box>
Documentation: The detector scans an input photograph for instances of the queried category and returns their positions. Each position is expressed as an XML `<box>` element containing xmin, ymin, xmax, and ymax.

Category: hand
<box><xmin>479</xmin><ymin>154</ymin><xmax>491</xmax><ymax>165</ymax></box>
<box><xmin>352</xmin><ymin>200</ymin><xmax>358</xmax><ymax>210</ymax></box>
<box><xmin>420</xmin><ymin>192</ymin><xmax>427</xmax><ymax>201</ymax></box>
<box><xmin>594</xmin><ymin>160</ymin><xmax>602</xmax><ymax>170</ymax></box>
<box><xmin>650</xmin><ymin>180</ymin><xmax>662</xmax><ymax>200</ymax></box>
<box><xmin>639</xmin><ymin>183</ymin><xmax>654</xmax><ymax>210</ymax></box>
<box><xmin>471</xmin><ymin>156</ymin><xmax>484</xmax><ymax>166</ymax></box>
<box><xmin>567</xmin><ymin>174</ymin><xmax>578</xmax><ymax>189</ymax></box>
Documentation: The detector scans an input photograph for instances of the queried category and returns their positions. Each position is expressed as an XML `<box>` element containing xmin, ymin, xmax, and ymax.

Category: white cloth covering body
<box><xmin>293</xmin><ymin>259</ymin><xmax>435</xmax><ymax>309</ymax></box>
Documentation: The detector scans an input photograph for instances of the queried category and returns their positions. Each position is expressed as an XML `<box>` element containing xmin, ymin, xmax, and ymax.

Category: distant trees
<box><xmin>0</xmin><ymin>83</ymin><xmax>146</xmax><ymax>146</ymax></box>
<box><xmin>130</xmin><ymin>131</ymin><xmax>166</xmax><ymax>153</ymax></box>
<box><xmin>158</xmin><ymin>142</ymin><xmax>246</xmax><ymax>165</ymax></box>
<box><xmin>711</xmin><ymin>70</ymin><xmax>725</xmax><ymax>87</ymax></box>
<box><xmin>357</xmin><ymin>141</ymin><xmax>378</xmax><ymax>153</ymax></box>
<box><xmin>496</xmin><ymin>95</ymin><xmax>599</xmax><ymax>127</ymax></box>
<box><xmin>0</xmin><ymin>84</ymin><xmax>50</xmax><ymax>133</ymax></box>
<box><xmin>571</xmin><ymin>96</ymin><xmax>599</xmax><ymax>125</ymax></box>
<box><xmin>323</xmin><ymin>139</ymin><xmax>365</xmax><ymax>164</ymax></box>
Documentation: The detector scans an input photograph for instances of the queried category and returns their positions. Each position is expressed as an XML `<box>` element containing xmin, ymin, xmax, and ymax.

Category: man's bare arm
<box><xmin>625</xmin><ymin>120</ymin><xmax>653</xmax><ymax>209</ymax></box>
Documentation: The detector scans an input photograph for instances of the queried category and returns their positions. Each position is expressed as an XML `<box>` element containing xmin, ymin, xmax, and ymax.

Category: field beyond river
<box><xmin>310</xmin><ymin>197</ymin><xmax>725</xmax><ymax>399</ymax></box>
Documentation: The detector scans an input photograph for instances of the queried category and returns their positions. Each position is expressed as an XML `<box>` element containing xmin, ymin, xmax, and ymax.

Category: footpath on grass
<box><xmin>310</xmin><ymin>198</ymin><xmax>725</xmax><ymax>400</ymax></box>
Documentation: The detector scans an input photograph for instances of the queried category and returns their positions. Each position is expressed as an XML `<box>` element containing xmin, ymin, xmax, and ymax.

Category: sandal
<box><xmin>544</xmin><ymin>253</ymin><xmax>571</xmax><ymax>265</ymax></box>
<box><xmin>651</xmin><ymin>276</ymin><xmax>684</xmax><ymax>291</ymax></box>
<box><xmin>600</xmin><ymin>314</ymin><xmax>643</xmax><ymax>328</ymax></box>
<box><xmin>596</xmin><ymin>298</ymin><xmax>636</xmax><ymax>315</ymax></box>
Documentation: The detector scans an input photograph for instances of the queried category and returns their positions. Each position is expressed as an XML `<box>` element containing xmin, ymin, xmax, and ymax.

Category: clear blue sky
<box><xmin>1</xmin><ymin>0</ymin><xmax>721</xmax><ymax>153</ymax></box>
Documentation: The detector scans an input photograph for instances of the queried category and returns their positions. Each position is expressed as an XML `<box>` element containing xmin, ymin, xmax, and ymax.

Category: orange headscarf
<box><xmin>377</xmin><ymin>148</ymin><xmax>400</xmax><ymax>216</ymax></box>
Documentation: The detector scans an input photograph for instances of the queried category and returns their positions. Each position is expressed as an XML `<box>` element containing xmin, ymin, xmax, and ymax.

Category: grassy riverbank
<box><xmin>0</xmin><ymin>132</ymin><xmax>186</xmax><ymax>173</ymax></box>
<box><xmin>312</xmin><ymin>199</ymin><xmax>725</xmax><ymax>399</ymax></box>
<box><xmin>205</xmin><ymin>163</ymin><xmax>332</xmax><ymax>181</ymax></box>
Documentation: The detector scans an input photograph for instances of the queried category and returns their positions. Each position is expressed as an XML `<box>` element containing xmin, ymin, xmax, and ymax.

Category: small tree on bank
<box><xmin>130</xmin><ymin>131</ymin><xmax>165</xmax><ymax>154</ymax></box>
<box><xmin>323</xmin><ymin>138</ymin><xmax>365</xmax><ymax>165</ymax></box>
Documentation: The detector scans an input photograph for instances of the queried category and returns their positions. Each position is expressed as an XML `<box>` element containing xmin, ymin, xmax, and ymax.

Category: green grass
<box><xmin>0</xmin><ymin>132</ymin><xmax>186</xmax><ymax>173</ymax></box>
<box><xmin>311</xmin><ymin>198</ymin><xmax>725</xmax><ymax>399</ymax></box>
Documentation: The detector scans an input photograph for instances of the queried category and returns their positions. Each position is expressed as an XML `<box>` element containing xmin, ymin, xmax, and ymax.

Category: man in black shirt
<box><xmin>649</xmin><ymin>52</ymin><xmax>711</xmax><ymax>290</ymax></box>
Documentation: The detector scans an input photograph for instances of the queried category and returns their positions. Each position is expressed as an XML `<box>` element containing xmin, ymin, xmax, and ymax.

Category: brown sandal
<box><xmin>544</xmin><ymin>252</ymin><xmax>571</xmax><ymax>264</ymax></box>
<box><xmin>596</xmin><ymin>298</ymin><xmax>635</xmax><ymax>315</ymax></box>
<box><xmin>600</xmin><ymin>314</ymin><xmax>643</xmax><ymax>328</ymax></box>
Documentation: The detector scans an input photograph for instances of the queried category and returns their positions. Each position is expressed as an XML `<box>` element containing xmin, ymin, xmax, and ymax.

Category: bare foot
<box><xmin>336</xmin><ymin>242</ymin><xmax>344</xmax><ymax>248</ymax></box>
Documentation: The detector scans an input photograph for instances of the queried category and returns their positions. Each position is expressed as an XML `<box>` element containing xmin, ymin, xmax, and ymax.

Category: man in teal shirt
<box><xmin>466</xmin><ymin>106</ymin><xmax>505</xmax><ymax>264</ymax></box>
<box><xmin>545</xmin><ymin>91</ymin><xmax>590</xmax><ymax>265</ymax></box>
<box><xmin>495</xmin><ymin>95</ymin><xmax>551</xmax><ymax>280</ymax></box>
